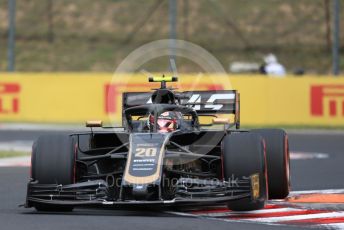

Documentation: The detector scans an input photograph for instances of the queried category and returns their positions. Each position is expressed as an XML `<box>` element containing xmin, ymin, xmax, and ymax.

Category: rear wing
<box><xmin>122</xmin><ymin>90</ymin><xmax>240</xmax><ymax>128</ymax></box>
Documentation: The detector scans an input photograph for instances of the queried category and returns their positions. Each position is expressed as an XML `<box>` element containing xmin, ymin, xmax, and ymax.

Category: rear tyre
<box><xmin>252</xmin><ymin>129</ymin><xmax>290</xmax><ymax>199</ymax></box>
<box><xmin>31</xmin><ymin>134</ymin><xmax>76</xmax><ymax>212</ymax></box>
<box><xmin>222</xmin><ymin>132</ymin><xmax>267</xmax><ymax>211</ymax></box>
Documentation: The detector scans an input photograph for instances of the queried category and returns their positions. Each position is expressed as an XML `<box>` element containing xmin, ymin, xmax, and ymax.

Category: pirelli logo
<box><xmin>311</xmin><ymin>85</ymin><xmax>344</xmax><ymax>117</ymax></box>
<box><xmin>0</xmin><ymin>83</ymin><xmax>20</xmax><ymax>114</ymax></box>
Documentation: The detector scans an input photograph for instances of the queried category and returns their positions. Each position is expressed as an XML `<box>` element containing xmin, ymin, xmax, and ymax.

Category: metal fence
<box><xmin>1</xmin><ymin>0</ymin><xmax>342</xmax><ymax>74</ymax></box>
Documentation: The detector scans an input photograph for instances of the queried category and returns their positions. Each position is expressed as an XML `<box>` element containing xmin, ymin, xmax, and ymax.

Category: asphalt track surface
<box><xmin>0</xmin><ymin>130</ymin><xmax>343</xmax><ymax>230</ymax></box>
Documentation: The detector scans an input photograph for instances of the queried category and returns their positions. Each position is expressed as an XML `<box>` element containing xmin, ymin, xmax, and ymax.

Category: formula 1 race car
<box><xmin>25</xmin><ymin>76</ymin><xmax>290</xmax><ymax>211</ymax></box>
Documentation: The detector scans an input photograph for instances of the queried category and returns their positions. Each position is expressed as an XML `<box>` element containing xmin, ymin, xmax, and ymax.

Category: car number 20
<box><xmin>134</xmin><ymin>147</ymin><xmax>157</xmax><ymax>157</ymax></box>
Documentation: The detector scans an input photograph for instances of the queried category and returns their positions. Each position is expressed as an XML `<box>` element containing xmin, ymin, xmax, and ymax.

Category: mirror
<box><xmin>212</xmin><ymin>118</ymin><xmax>230</xmax><ymax>125</ymax></box>
<box><xmin>86</xmin><ymin>120</ymin><xmax>103</xmax><ymax>127</ymax></box>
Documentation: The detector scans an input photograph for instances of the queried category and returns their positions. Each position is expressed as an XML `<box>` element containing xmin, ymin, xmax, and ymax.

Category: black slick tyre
<box><xmin>251</xmin><ymin>129</ymin><xmax>290</xmax><ymax>199</ymax></box>
<box><xmin>31</xmin><ymin>134</ymin><xmax>76</xmax><ymax>212</ymax></box>
<box><xmin>222</xmin><ymin>132</ymin><xmax>267</xmax><ymax>211</ymax></box>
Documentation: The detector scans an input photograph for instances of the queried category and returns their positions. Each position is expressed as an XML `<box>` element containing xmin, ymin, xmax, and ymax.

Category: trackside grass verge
<box><xmin>0</xmin><ymin>151</ymin><xmax>30</xmax><ymax>159</ymax></box>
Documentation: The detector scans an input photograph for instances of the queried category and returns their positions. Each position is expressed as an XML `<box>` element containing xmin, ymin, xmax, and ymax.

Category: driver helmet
<box><xmin>148</xmin><ymin>111</ymin><xmax>181</xmax><ymax>133</ymax></box>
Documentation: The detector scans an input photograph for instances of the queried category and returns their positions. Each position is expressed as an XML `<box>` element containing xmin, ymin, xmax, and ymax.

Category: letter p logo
<box><xmin>311</xmin><ymin>85</ymin><xmax>344</xmax><ymax>117</ymax></box>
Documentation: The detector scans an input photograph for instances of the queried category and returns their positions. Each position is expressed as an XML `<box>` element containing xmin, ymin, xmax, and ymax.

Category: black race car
<box><xmin>25</xmin><ymin>76</ymin><xmax>290</xmax><ymax>211</ymax></box>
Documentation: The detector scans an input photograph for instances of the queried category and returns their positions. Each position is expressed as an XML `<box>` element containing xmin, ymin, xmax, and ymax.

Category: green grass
<box><xmin>0</xmin><ymin>151</ymin><xmax>30</xmax><ymax>159</ymax></box>
<box><xmin>0</xmin><ymin>0</ymin><xmax>343</xmax><ymax>73</ymax></box>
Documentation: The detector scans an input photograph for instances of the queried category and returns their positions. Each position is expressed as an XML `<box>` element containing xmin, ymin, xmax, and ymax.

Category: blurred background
<box><xmin>0</xmin><ymin>0</ymin><xmax>343</xmax><ymax>74</ymax></box>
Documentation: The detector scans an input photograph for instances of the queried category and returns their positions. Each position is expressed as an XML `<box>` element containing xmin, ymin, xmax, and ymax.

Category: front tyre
<box><xmin>30</xmin><ymin>134</ymin><xmax>76</xmax><ymax>212</ymax></box>
<box><xmin>222</xmin><ymin>132</ymin><xmax>267</xmax><ymax>211</ymax></box>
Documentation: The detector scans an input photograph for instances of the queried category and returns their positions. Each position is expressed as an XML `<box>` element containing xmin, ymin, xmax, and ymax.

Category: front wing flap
<box><xmin>26</xmin><ymin>177</ymin><xmax>254</xmax><ymax>208</ymax></box>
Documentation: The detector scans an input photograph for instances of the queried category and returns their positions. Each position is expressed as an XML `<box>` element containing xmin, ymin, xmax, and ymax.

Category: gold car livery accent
<box><xmin>251</xmin><ymin>173</ymin><xmax>260</xmax><ymax>200</ymax></box>
<box><xmin>123</xmin><ymin>133</ymin><xmax>170</xmax><ymax>184</ymax></box>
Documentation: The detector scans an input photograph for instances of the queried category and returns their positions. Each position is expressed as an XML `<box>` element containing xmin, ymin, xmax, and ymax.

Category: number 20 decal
<box><xmin>135</xmin><ymin>147</ymin><xmax>157</xmax><ymax>157</ymax></box>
